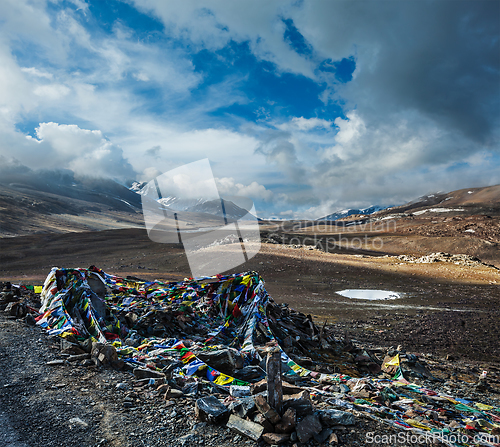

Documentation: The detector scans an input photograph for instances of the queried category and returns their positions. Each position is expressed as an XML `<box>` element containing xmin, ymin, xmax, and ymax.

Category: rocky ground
<box><xmin>1</xmin><ymin>307</ymin><xmax>499</xmax><ymax>447</ymax></box>
<box><xmin>0</xmin><ymin>227</ymin><xmax>499</xmax><ymax>446</ymax></box>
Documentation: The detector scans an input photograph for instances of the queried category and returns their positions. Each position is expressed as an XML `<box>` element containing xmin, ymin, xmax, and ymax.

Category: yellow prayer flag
<box><xmin>241</xmin><ymin>275</ymin><xmax>251</xmax><ymax>286</ymax></box>
<box><xmin>384</xmin><ymin>354</ymin><xmax>400</xmax><ymax>368</ymax></box>
<box><xmin>406</xmin><ymin>419</ymin><xmax>431</xmax><ymax>431</ymax></box>
<box><xmin>34</xmin><ymin>286</ymin><xmax>43</xmax><ymax>293</ymax></box>
<box><xmin>214</xmin><ymin>374</ymin><xmax>233</xmax><ymax>386</ymax></box>
<box><xmin>475</xmin><ymin>403</ymin><xmax>494</xmax><ymax>411</ymax></box>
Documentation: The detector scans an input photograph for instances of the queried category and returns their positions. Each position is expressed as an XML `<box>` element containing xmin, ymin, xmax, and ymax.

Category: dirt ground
<box><xmin>1</xmin><ymin>228</ymin><xmax>499</xmax><ymax>363</ymax></box>
<box><xmin>1</xmin><ymin>228</ymin><xmax>500</xmax><ymax>446</ymax></box>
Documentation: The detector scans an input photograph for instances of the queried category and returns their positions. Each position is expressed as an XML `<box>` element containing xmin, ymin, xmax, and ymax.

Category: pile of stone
<box><xmin>192</xmin><ymin>348</ymin><xmax>357</xmax><ymax>446</ymax></box>
<box><xmin>0</xmin><ymin>282</ymin><xmax>29</xmax><ymax>319</ymax></box>
<box><xmin>395</xmin><ymin>252</ymin><xmax>497</xmax><ymax>268</ymax></box>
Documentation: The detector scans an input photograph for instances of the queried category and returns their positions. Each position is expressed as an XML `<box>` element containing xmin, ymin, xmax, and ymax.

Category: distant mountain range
<box><xmin>374</xmin><ymin>184</ymin><xmax>500</xmax><ymax>217</ymax></box>
<box><xmin>1</xmin><ymin>161</ymin><xmax>498</xmax><ymax>237</ymax></box>
<box><xmin>317</xmin><ymin>205</ymin><xmax>391</xmax><ymax>221</ymax></box>
<box><xmin>0</xmin><ymin>165</ymin><xmax>144</xmax><ymax>236</ymax></box>
<box><xmin>132</xmin><ymin>181</ymin><xmax>255</xmax><ymax>221</ymax></box>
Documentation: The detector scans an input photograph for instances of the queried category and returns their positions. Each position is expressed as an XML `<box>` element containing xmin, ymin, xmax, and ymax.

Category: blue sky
<box><xmin>0</xmin><ymin>0</ymin><xmax>499</xmax><ymax>218</ymax></box>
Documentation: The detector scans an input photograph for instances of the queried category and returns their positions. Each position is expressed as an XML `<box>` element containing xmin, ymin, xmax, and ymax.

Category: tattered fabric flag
<box><xmin>385</xmin><ymin>354</ymin><xmax>400</xmax><ymax>368</ymax></box>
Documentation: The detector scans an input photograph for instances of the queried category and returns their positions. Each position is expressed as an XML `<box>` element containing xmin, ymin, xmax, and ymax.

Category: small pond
<box><xmin>335</xmin><ymin>289</ymin><xmax>401</xmax><ymax>300</ymax></box>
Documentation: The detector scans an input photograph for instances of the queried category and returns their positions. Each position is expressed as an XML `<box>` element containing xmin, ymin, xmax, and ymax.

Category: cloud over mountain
<box><xmin>0</xmin><ymin>0</ymin><xmax>498</xmax><ymax>217</ymax></box>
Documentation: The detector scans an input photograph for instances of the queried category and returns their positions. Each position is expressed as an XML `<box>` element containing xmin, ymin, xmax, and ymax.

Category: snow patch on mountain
<box><xmin>317</xmin><ymin>205</ymin><xmax>390</xmax><ymax>221</ymax></box>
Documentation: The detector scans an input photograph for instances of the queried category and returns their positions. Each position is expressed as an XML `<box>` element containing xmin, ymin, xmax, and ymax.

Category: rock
<box><xmin>61</xmin><ymin>343</ymin><xmax>87</xmax><ymax>355</ymax></box>
<box><xmin>329</xmin><ymin>432</ymin><xmax>339</xmax><ymax>443</ymax></box>
<box><xmin>77</xmin><ymin>338</ymin><xmax>93</xmax><ymax>353</ymax></box>
<box><xmin>296</xmin><ymin>413</ymin><xmax>322</xmax><ymax>443</ymax></box>
<box><xmin>25</xmin><ymin>314</ymin><xmax>36</xmax><ymax>326</ymax></box>
<box><xmin>197</xmin><ymin>349</ymin><xmax>235</xmax><ymax>375</ymax></box>
<box><xmin>87</xmin><ymin>273</ymin><xmax>107</xmax><ymax>298</ymax></box>
<box><xmin>262</xmin><ymin>432</ymin><xmax>290</xmax><ymax>445</ymax></box>
<box><xmin>282</xmin><ymin>390</ymin><xmax>313</xmax><ymax>416</ymax></box>
<box><xmin>232</xmin><ymin>351</ymin><xmax>245</xmax><ymax>369</ymax></box>
<box><xmin>195</xmin><ymin>396</ymin><xmax>230</xmax><ymax>424</ymax></box>
<box><xmin>178</xmin><ymin>434</ymin><xmax>197</xmax><ymax>446</ymax></box>
<box><xmin>254</xmin><ymin>394</ymin><xmax>281</xmax><ymax>424</ymax></box>
<box><xmin>169</xmin><ymin>388</ymin><xmax>184</xmax><ymax>398</ymax></box>
<box><xmin>349</xmin><ymin>389</ymin><xmax>372</xmax><ymax>399</ymax></box>
<box><xmin>4</xmin><ymin>301</ymin><xmax>27</xmax><ymax>318</ymax></box>
<box><xmin>275</xmin><ymin>408</ymin><xmax>296</xmax><ymax>434</ymax></box>
<box><xmin>68</xmin><ymin>417</ymin><xmax>88</xmax><ymax>428</ymax></box>
<box><xmin>133</xmin><ymin>368</ymin><xmax>166</xmax><ymax>380</ymax></box>
<box><xmin>230</xmin><ymin>385</ymin><xmax>251</xmax><ymax>398</ymax></box>
<box><xmin>157</xmin><ymin>383</ymin><xmax>170</xmax><ymax>393</ymax></box>
<box><xmin>98</xmin><ymin>346</ymin><xmax>118</xmax><ymax>364</ymax></box>
<box><xmin>91</xmin><ymin>342</ymin><xmax>118</xmax><ymax>365</ymax></box>
<box><xmin>111</xmin><ymin>359</ymin><xmax>125</xmax><ymax>370</ymax></box>
<box><xmin>0</xmin><ymin>291</ymin><xmax>16</xmax><ymax>304</ymax></box>
<box><xmin>67</xmin><ymin>354</ymin><xmax>91</xmax><ymax>362</ymax></box>
<box><xmin>229</xmin><ymin>396</ymin><xmax>256</xmax><ymax>418</ymax></box>
<box><xmin>226</xmin><ymin>414</ymin><xmax>264</xmax><ymax>441</ymax></box>
<box><xmin>282</xmin><ymin>382</ymin><xmax>304</xmax><ymax>395</ymax></box>
<box><xmin>319</xmin><ymin>409</ymin><xmax>356</xmax><ymax>426</ymax></box>
<box><xmin>91</xmin><ymin>342</ymin><xmax>104</xmax><ymax>359</ymax></box>
<box><xmin>46</xmin><ymin>360</ymin><xmax>66</xmax><ymax>366</ymax></box>
<box><xmin>314</xmin><ymin>428</ymin><xmax>333</xmax><ymax>443</ymax></box>
<box><xmin>401</xmin><ymin>361</ymin><xmax>436</xmax><ymax>380</ymax></box>
<box><xmin>253</xmin><ymin>413</ymin><xmax>274</xmax><ymax>433</ymax></box>
<box><xmin>251</xmin><ymin>378</ymin><xmax>268</xmax><ymax>394</ymax></box>
<box><xmin>476</xmin><ymin>378</ymin><xmax>489</xmax><ymax>391</ymax></box>
<box><xmin>115</xmin><ymin>382</ymin><xmax>129</xmax><ymax>390</ymax></box>
<box><xmin>234</xmin><ymin>366</ymin><xmax>266</xmax><ymax>382</ymax></box>
<box><xmin>182</xmin><ymin>382</ymin><xmax>200</xmax><ymax>395</ymax></box>
<box><xmin>354</xmin><ymin>354</ymin><xmax>371</xmax><ymax>363</ymax></box>
<box><xmin>367</xmin><ymin>362</ymin><xmax>381</xmax><ymax>374</ymax></box>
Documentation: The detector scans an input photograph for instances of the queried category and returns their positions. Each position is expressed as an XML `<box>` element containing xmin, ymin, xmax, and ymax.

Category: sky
<box><xmin>0</xmin><ymin>0</ymin><xmax>499</xmax><ymax>219</ymax></box>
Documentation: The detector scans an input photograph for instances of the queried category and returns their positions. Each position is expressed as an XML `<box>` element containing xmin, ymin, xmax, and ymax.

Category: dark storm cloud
<box><xmin>300</xmin><ymin>0</ymin><xmax>500</xmax><ymax>144</ymax></box>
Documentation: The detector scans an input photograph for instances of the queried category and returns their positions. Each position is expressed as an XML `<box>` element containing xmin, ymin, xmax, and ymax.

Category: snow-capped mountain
<box><xmin>129</xmin><ymin>181</ymin><xmax>148</xmax><ymax>193</ymax></box>
<box><xmin>157</xmin><ymin>196</ymin><xmax>209</xmax><ymax>212</ymax></box>
<box><xmin>129</xmin><ymin>182</ymin><xmax>256</xmax><ymax>220</ymax></box>
<box><xmin>158</xmin><ymin>197</ymin><xmax>252</xmax><ymax>220</ymax></box>
<box><xmin>317</xmin><ymin>205</ymin><xmax>390</xmax><ymax>221</ymax></box>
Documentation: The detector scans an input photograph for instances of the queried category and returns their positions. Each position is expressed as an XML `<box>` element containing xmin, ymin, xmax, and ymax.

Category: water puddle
<box><xmin>336</xmin><ymin>289</ymin><xmax>401</xmax><ymax>300</ymax></box>
<box><xmin>314</xmin><ymin>292</ymin><xmax>480</xmax><ymax>313</ymax></box>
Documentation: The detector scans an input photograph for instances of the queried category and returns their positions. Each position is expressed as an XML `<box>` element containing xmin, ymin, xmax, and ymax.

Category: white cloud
<box><xmin>133</xmin><ymin>72</ymin><xmax>150</xmax><ymax>82</ymax></box>
<box><xmin>20</xmin><ymin>122</ymin><xmax>136</xmax><ymax>180</ymax></box>
<box><xmin>0</xmin><ymin>0</ymin><xmax>497</xmax><ymax>219</ymax></box>
<box><xmin>130</xmin><ymin>1</ymin><xmax>317</xmax><ymax>78</ymax></box>
<box><xmin>65</xmin><ymin>0</ymin><xmax>89</xmax><ymax>14</ymax></box>
<box><xmin>33</xmin><ymin>84</ymin><xmax>71</xmax><ymax>100</ymax></box>
<box><xmin>278</xmin><ymin>117</ymin><xmax>333</xmax><ymax>132</ymax></box>
<box><xmin>140</xmin><ymin>166</ymin><xmax>162</xmax><ymax>182</ymax></box>
<box><xmin>20</xmin><ymin>67</ymin><xmax>53</xmax><ymax>79</ymax></box>
<box><xmin>216</xmin><ymin>177</ymin><xmax>273</xmax><ymax>201</ymax></box>
<box><xmin>115</xmin><ymin>122</ymin><xmax>265</xmax><ymax>185</ymax></box>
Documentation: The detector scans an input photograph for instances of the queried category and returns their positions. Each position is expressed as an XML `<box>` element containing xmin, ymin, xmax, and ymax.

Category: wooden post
<box><xmin>266</xmin><ymin>346</ymin><xmax>283</xmax><ymax>415</ymax></box>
